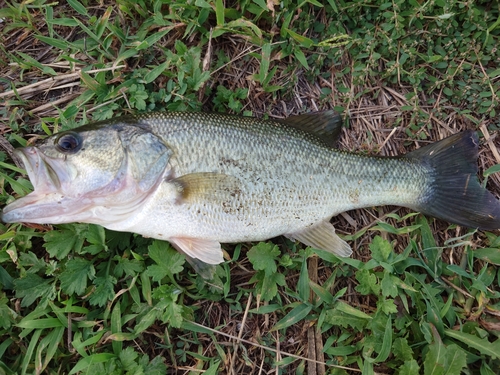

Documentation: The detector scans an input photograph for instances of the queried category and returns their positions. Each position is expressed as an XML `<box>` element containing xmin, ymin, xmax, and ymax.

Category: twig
<box><xmin>275</xmin><ymin>330</ymin><xmax>281</xmax><ymax>374</ymax></box>
<box><xmin>480</xmin><ymin>124</ymin><xmax>500</xmax><ymax>164</ymax></box>
<box><xmin>441</xmin><ymin>277</ymin><xmax>473</xmax><ymax>299</ymax></box>
<box><xmin>0</xmin><ymin>135</ymin><xmax>24</xmax><ymax>168</ymax></box>
<box><xmin>231</xmin><ymin>293</ymin><xmax>253</xmax><ymax>375</ymax></box>
<box><xmin>0</xmin><ymin>66</ymin><xmax>126</xmax><ymax>99</ymax></box>
<box><xmin>379</xmin><ymin>126</ymin><xmax>400</xmax><ymax>152</ymax></box>
<box><xmin>30</xmin><ymin>93</ymin><xmax>80</xmax><ymax>114</ymax></box>
<box><xmin>187</xmin><ymin>320</ymin><xmax>362</xmax><ymax>372</ymax></box>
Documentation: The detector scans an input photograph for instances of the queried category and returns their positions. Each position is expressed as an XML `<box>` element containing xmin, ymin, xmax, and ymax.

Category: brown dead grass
<box><xmin>1</xmin><ymin>4</ymin><xmax>500</xmax><ymax>374</ymax></box>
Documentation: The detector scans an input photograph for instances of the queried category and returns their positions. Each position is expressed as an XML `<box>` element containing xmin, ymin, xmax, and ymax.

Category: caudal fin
<box><xmin>408</xmin><ymin>130</ymin><xmax>500</xmax><ymax>230</ymax></box>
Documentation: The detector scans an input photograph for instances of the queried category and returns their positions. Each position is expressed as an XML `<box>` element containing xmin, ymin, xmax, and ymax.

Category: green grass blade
<box><xmin>37</xmin><ymin>326</ymin><xmax>64</xmax><ymax>373</ymax></box>
<box><xmin>474</xmin><ymin>247</ymin><xmax>500</xmax><ymax>265</ymax></box>
<box><xmin>444</xmin><ymin>330</ymin><xmax>500</xmax><ymax>359</ymax></box>
<box><xmin>111</xmin><ymin>303</ymin><xmax>123</xmax><ymax>355</ymax></box>
<box><xmin>34</xmin><ymin>35</ymin><xmax>69</xmax><ymax>50</ymax></box>
<box><xmin>374</xmin><ymin>316</ymin><xmax>392</xmax><ymax>362</ymax></box>
<box><xmin>21</xmin><ymin>329</ymin><xmax>42</xmax><ymax>375</ymax></box>
<box><xmin>66</xmin><ymin>0</ymin><xmax>88</xmax><ymax>16</ymax></box>
<box><xmin>143</xmin><ymin>61</ymin><xmax>169</xmax><ymax>84</ymax></box>
<box><xmin>69</xmin><ymin>353</ymin><xmax>116</xmax><ymax>374</ymax></box>
<box><xmin>17</xmin><ymin>318</ymin><xmax>64</xmax><ymax>329</ymax></box>
<box><xmin>297</xmin><ymin>255</ymin><xmax>310</xmax><ymax>302</ymax></box>
<box><xmin>215</xmin><ymin>0</ymin><xmax>224</xmax><ymax>26</ymax></box>
<box><xmin>271</xmin><ymin>303</ymin><xmax>312</xmax><ymax>331</ymax></box>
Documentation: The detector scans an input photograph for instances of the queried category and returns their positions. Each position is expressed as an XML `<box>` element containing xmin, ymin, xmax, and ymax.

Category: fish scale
<box><xmin>2</xmin><ymin>111</ymin><xmax>500</xmax><ymax>276</ymax></box>
<box><xmin>138</xmin><ymin>112</ymin><xmax>427</xmax><ymax>223</ymax></box>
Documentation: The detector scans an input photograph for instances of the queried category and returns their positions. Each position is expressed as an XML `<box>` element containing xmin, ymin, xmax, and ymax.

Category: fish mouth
<box><xmin>15</xmin><ymin>147</ymin><xmax>62</xmax><ymax>193</ymax></box>
<box><xmin>1</xmin><ymin>148</ymin><xmax>88</xmax><ymax>224</ymax></box>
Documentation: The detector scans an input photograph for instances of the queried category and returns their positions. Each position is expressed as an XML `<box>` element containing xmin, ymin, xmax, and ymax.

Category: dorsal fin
<box><xmin>277</xmin><ymin>110</ymin><xmax>343</xmax><ymax>147</ymax></box>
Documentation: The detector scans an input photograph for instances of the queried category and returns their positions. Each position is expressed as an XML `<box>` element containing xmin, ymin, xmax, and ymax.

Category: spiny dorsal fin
<box><xmin>278</xmin><ymin>110</ymin><xmax>343</xmax><ymax>147</ymax></box>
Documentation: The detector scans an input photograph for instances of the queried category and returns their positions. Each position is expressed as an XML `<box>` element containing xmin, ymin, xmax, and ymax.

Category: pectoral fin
<box><xmin>170</xmin><ymin>237</ymin><xmax>225</xmax><ymax>264</ymax></box>
<box><xmin>286</xmin><ymin>221</ymin><xmax>352</xmax><ymax>257</ymax></box>
<box><xmin>172</xmin><ymin>173</ymin><xmax>242</xmax><ymax>203</ymax></box>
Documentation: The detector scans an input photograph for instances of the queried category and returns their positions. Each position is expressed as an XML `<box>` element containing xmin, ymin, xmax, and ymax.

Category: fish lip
<box><xmin>1</xmin><ymin>148</ymin><xmax>70</xmax><ymax>223</ymax></box>
<box><xmin>14</xmin><ymin>147</ymin><xmax>62</xmax><ymax>193</ymax></box>
<box><xmin>1</xmin><ymin>192</ymin><xmax>66</xmax><ymax>223</ymax></box>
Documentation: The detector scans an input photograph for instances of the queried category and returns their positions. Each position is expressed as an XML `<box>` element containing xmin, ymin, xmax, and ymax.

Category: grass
<box><xmin>0</xmin><ymin>0</ymin><xmax>500</xmax><ymax>374</ymax></box>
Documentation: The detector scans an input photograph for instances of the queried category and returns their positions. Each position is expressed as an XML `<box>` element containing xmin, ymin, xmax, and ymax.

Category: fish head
<box><xmin>2</xmin><ymin>120</ymin><xmax>172</xmax><ymax>225</ymax></box>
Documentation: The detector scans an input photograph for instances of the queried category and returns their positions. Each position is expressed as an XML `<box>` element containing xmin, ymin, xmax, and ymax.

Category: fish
<box><xmin>2</xmin><ymin>111</ymin><xmax>500</xmax><ymax>276</ymax></box>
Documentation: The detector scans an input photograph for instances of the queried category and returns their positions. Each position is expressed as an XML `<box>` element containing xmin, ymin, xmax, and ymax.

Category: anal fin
<box><xmin>286</xmin><ymin>221</ymin><xmax>352</xmax><ymax>257</ymax></box>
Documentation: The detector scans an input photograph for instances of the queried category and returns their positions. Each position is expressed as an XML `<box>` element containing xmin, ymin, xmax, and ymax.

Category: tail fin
<box><xmin>407</xmin><ymin>130</ymin><xmax>500</xmax><ymax>230</ymax></box>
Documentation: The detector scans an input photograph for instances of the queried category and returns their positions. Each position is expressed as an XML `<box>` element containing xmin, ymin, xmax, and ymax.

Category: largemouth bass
<box><xmin>2</xmin><ymin>111</ymin><xmax>500</xmax><ymax>272</ymax></box>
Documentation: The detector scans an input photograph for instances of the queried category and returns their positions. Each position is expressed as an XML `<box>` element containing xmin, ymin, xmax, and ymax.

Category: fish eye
<box><xmin>55</xmin><ymin>132</ymin><xmax>82</xmax><ymax>154</ymax></box>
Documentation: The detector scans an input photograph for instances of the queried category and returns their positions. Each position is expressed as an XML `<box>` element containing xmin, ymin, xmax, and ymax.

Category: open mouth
<box><xmin>15</xmin><ymin>147</ymin><xmax>62</xmax><ymax>194</ymax></box>
<box><xmin>0</xmin><ymin>147</ymin><xmax>74</xmax><ymax>224</ymax></box>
